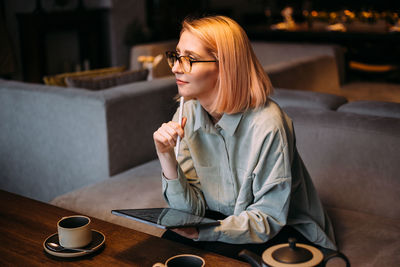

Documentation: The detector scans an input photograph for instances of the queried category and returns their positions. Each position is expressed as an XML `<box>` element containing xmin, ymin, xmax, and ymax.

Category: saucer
<box><xmin>43</xmin><ymin>229</ymin><xmax>105</xmax><ymax>258</ymax></box>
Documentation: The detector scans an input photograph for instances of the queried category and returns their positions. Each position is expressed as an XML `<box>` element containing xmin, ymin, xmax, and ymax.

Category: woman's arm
<box><xmin>162</xmin><ymin>136</ymin><xmax>207</xmax><ymax>216</ymax></box>
<box><xmin>154</xmin><ymin>106</ymin><xmax>206</xmax><ymax>216</ymax></box>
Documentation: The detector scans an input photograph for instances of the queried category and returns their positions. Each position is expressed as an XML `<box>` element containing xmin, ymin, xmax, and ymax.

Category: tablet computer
<box><xmin>111</xmin><ymin>208</ymin><xmax>221</xmax><ymax>229</ymax></box>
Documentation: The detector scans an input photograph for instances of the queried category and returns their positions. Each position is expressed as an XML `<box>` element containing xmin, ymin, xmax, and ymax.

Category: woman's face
<box><xmin>173</xmin><ymin>30</ymin><xmax>219</xmax><ymax>108</ymax></box>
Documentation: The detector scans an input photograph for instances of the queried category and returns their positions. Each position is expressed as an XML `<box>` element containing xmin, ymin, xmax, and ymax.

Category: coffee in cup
<box><xmin>57</xmin><ymin>215</ymin><xmax>92</xmax><ymax>248</ymax></box>
<box><xmin>153</xmin><ymin>254</ymin><xmax>205</xmax><ymax>267</ymax></box>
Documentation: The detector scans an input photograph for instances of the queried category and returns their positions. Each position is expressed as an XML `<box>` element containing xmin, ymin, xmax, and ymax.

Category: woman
<box><xmin>153</xmin><ymin>15</ymin><xmax>337</xmax><ymax>258</ymax></box>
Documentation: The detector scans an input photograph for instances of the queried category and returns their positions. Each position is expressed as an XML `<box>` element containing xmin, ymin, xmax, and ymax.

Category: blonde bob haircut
<box><xmin>181</xmin><ymin>15</ymin><xmax>273</xmax><ymax>114</ymax></box>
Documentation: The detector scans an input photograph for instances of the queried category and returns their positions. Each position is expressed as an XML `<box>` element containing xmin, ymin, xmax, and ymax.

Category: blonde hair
<box><xmin>181</xmin><ymin>15</ymin><xmax>273</xmax><ymax>114</ymax></box>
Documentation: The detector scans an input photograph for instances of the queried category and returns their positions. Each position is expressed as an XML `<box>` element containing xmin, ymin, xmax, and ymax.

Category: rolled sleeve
<box><xmin>162</xmin><ymin>168</ymin><xmax>187</xmax><ymax>200</ymax></box>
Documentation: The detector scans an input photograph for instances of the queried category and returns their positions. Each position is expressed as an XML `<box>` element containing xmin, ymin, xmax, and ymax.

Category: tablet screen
<box><xmin>112</xmin><ymin>208</ymin><xmax>220</xmax><ymax>229</ymax></box>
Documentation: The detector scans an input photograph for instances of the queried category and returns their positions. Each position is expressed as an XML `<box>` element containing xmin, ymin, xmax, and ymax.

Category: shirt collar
<box><xmin>216</xmin><ymin>112</ymin><xmax>243</xmax><ymax>136</ymax></box>
<box><xmin>193</xmin><ymin>101</ymin><xmax>243</xmax><ymax>136</ymax></box>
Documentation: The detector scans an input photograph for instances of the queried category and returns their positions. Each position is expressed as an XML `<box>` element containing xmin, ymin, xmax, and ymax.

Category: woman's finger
<box><xmin>156</xmin><ymin>127</ymin><xmax>176</xmax><ymax>147</ymax></box>
<box><xmin>164</xmin><ymin>123</ymin><xmax>179</xmax><ymax>141</ymax></box>
<box><xmin>168</xmin><ymin>120</ymin><xmax>186</xmax><ymax>138</ymax></box>
<box><xmin>153</xmin><ymin>118</ymin><xmax>187</xmax><ymax>152</ymax></box>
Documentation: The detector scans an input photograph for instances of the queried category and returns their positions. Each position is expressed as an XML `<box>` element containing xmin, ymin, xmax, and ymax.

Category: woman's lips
<box><xmin>176</xmin><ymin>79</ymin><xmax>188</xmax><ymax>85</ymax></box>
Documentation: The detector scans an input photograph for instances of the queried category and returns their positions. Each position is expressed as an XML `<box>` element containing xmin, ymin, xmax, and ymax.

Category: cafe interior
<box><xmin>1</xmin><ymin>0</ymin><xmax>399</xmax><ymax>266</ymax></box>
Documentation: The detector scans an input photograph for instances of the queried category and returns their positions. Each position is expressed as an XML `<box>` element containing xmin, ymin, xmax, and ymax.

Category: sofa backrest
<box><xmin>272</xmin><ymin>88</ymin><xmax>347</xmax><ymax>111</ymax></box>
<box><xmin>338</xmin><ymin>100</ymin><xmax>400</xmax><ymax>119</ymax></box>
<box><xmin>285</xmin><ymin>107</ymin><xmax>400</xmax><ymax>220</ymax></box>
<box><xmin>251</xmin><ymin>41</ymin><xmax>345</xmax><ymax>86</ymax></box>
<box><xmin>266</xmin><ymin>56</ymin><xmax>340</xmax><ymax>92</ymax></box>
<box><xmin>101</xmin><ymin>77</ymin><xmax>178</xmax><ymax>175</ymax></box>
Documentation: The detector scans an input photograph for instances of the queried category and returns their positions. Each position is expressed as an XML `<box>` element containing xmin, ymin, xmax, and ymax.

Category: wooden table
<box><xmin>0</xmin><ymin>190</ymin><xmax>248</xmax><ymax>266</ymax></box>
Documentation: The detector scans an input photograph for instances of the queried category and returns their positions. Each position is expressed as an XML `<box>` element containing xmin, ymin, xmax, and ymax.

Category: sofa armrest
<box><xmin>0</xmin><ymin>80</ymin><xmax>110</xmax><ymax>202</ymax></box>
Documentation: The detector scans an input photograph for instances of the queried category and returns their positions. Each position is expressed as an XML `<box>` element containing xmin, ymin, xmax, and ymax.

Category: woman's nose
<box><xmin>172</xmin><ymin>59</ymin><xmax>183</xmax><ymax>74</ymax></box>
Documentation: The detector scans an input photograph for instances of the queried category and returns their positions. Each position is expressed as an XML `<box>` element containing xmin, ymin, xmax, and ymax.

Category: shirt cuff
<box><xmin>162</xmin><ymin>166</ymin><xmax>187</xmax><ymax>197</ymax></box>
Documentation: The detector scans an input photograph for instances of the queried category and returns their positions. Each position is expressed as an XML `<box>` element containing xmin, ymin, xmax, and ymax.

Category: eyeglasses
<box><xmin>165</xmin><ymin>51</ymin><xmax>217</xmax><ymax>73</ymax></box>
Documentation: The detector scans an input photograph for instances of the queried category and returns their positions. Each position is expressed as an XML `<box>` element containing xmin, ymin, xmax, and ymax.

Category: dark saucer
<box><xmin>43</xmin><ymin>229</ymin><xmax>105</xmax><ymax>258</ymax></box>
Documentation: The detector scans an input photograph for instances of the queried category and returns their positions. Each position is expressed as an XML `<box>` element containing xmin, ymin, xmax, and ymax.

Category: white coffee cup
<box><xmin>57</xmin><ymin>215</ymin><xmax>92</xmax><ymax>248</ymax></box>
<box><xmin>153</xmin><ymin>254</ymin><xmax>205</xmax><ymax>267</ymax></box>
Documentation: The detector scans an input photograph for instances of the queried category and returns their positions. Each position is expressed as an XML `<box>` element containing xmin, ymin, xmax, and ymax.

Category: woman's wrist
<box><xmin>157</xmin><ymin>150</ymin><xmax>179</xmax><ymax>180</ymax></box>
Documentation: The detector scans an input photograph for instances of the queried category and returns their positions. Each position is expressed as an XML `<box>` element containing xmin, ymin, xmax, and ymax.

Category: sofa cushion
<box><xmin>272</xmin><ymin>88</ymin><xmax>347</xmax><ymax>110</ymax></box>
<box><xmin>51</xmin><ymin>160</ymin><xmax>167</xmax><ymax>237</ymax></box>
<box><xmin>327</xmin><ymin>207</ymin><xmax>400</xmax><ymax>267</ymax></box>
<box><xmin>65</xmin><ymin>69</ymin><xmax>149</xmax><ymax>90</ymax></box>
<box><xmin>337</xmin><ymin>100</ymin><xmax>400</xmax><ymax>119</ymax></box>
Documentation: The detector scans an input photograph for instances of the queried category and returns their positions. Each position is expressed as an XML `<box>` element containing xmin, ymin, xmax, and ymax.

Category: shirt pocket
<box><xmin>194</xmin><ymin>165</ymin><xmax>221</xmax><ymax>212</ymax></box>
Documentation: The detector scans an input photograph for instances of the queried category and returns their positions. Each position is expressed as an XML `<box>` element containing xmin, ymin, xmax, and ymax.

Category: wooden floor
<box><xmin>283</xmin><ymin>67</ymin><xmax>400</xmax><ymax>103</ymax></box>
<box><xmin>304</xmin><ymin>67</ymin><xmax>400</xmax><ymax>103</ymax></box>
<box><xmin>327</xmin><ymin>69</ymin><xmax>400</xmax><ymax>103</ymax></box>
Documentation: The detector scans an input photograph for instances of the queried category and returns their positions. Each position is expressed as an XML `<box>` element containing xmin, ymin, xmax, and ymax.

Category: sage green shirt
<box><xmin>162</xmin><ymin>99</ymin><xmax>337</xmax><ymax>250</ymax></box>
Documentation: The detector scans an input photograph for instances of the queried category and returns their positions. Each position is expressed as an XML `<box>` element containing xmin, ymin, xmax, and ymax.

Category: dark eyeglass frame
<box><xmin>165</xmin><ymin>51</ymin><xmax>217</xmax><ymax>73</ymax></box>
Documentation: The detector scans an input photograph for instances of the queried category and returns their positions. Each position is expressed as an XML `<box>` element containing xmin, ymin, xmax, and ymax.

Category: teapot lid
<box><xmin>262</xmin><ymin>238</ymin><xmax>323</xmax><ymax>267</ymax></box>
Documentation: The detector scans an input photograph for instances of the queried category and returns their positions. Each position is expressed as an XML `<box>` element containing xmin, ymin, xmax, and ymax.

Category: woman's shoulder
<box><xmin>242</xmin><ymin>100</ymin><xmax>293</xmax><ymax>137</ymax></box>
<box><xmin>248</xmin><ymin>100</ymin><xmax>289</xmax><ymax>125</ymax></box>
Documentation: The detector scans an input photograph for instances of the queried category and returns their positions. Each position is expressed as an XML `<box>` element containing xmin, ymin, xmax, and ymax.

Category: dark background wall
<box><xmin>2</xmin><ymin>0</ymin><xmax>399</xmax><ymax>82</ymax></box>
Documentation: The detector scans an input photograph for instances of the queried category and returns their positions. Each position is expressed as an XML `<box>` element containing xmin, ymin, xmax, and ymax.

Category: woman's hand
<box><xmin>171</xmin><ymin>227</ymin><xmax>199</xmax><ymax>239</ymax></box>
<box><xmin>153</xmin><ymin>117</ymin><xmax>187</xmax><ymax>154</ymax></box>
<box><xmin>153</xmin><ymin>117</ymin><xmax>187</xmax><ymax>180</ymax></box>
